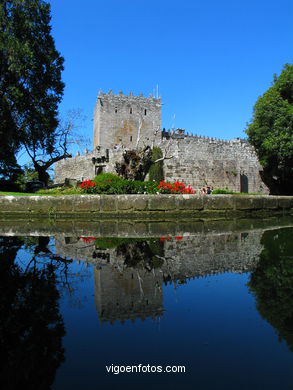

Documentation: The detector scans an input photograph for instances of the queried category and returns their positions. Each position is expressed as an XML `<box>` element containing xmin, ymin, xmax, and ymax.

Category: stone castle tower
<box><xmin>93</xmin><ymin>90</ymin><xmax>161</xmax><ymax>149</ymax></box>
<box><xmin>55</xmin><ymin>88</ymin><xmax>269</xmax><ymax>194</ymax></box>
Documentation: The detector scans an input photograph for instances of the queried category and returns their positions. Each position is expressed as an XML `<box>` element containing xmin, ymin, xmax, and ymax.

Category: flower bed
<box><xmin>79</xmin><ymin>175</ymin><xmax>196</xmax><ymax>195</ymax></box>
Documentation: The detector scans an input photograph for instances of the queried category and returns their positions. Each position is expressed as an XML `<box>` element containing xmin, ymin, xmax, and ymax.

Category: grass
<box><xmin>0</xmin><ymin>191</ymin><xmax>39</xmax><ymax>196</ymax></box>
<box><xmin>212</xmin><ymin>188</ymin><xmax>263</xmax><ymax>195</ymax></box>
<box><xmin>0</xmin><ymin>188</ymin><xmax>265</xmax><ymax>196</ymax></box>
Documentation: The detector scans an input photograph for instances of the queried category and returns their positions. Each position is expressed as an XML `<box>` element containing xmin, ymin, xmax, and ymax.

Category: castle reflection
<box><xmin>55</xmin><ymin>231</ymin><xmax>263</xmax><ymax>324</ymax></box>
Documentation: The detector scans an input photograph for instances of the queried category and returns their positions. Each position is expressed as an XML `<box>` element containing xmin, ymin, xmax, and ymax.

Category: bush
<box><xmin>79</xmin><ymin>177</ymin><xmax>196</xmax><ymax>195</ymax></box>
<box><xmin>79</xmin><ymin>176</ymin><xmax>160</xmax><ymax>195</ymax></box>
<box><xmin>157</xmin><ymin>180</ymin><xmax>196</xmax><ymax>194</ymax></box>
<box><xmin>37</xmin><ymin>187</ymin><xmax>84</xmax><ymax>195</ymax></box>
<box><xmin>93</xmin><ymin>173</ymin><xmax>124</xmax><ymax>184</ymax></box>
<box><xmin>212</xmin><ymin>188</ymin><xmax>236</xmax><ymax>194</ymax></box>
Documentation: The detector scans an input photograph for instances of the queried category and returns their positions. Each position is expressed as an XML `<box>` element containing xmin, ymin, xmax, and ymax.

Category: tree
<box><xmin>0</xmin><ymin>0</ymin><xmax>64</xmax><ymax>182</ymax></box>
<box><xmin>24</xmin><ymin>109</ymin><xmax>87</xmax><ymax>186</ymax></box>
<box><xmin>246</xmin><ymin>63</ymin><xmax>293</xmax><ymax>195</ymax></box>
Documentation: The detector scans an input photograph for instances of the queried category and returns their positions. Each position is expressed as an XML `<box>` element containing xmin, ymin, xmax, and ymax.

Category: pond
<box><xmin>0</xmin><ymin>217</ymin><xmax>293</xmax><ymax>390</ymax></box>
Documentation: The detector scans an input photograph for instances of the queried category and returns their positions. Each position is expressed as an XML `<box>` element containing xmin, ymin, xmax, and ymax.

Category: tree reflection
<box><xmin>0</xmin><ymin>237</ymin><xmax>65</xmax><ymax>390</ymax></box>
<box><xmin>248</xmin><ymin>228</ymin><xmax>293</xmax><ymax>352</ymax></box>
<box><xmin>116</xmin><ymin>240</ymin><xmax>164</xmax><ymax>270</ymax></box>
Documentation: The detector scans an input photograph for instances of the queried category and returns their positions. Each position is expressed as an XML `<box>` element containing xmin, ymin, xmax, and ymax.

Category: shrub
<box><xmin>79</xmin><ymin>177</ymin><xmax>196</xmax><ymax>195</ymax></box>
<box><xmin>80</xmin><ymin>179</ymin><xmax>97</xmax><ymax>193</ymax></box>
<box><xmin>212</xmin><ymin>188</ymin><xmax>236</xmax><ymax>194</ymax></box>
<box><xmin>79</xmin><ymin>176</ymin><xmax>160</xmax><ymax>195</ymax></box>
<box><xmin>157</xmin><ymin>180</ymin><xmax>196</xmax><ymax>194</ymax></box>
<box><xmin>93</xmin><ymin>173</ymin><xmax>124</xmax><ymax>184</ymax></box>
<box><xmin>37</xmin><ymin>186</ymin><xmax>84</xmax><ymax>195</ymax></box>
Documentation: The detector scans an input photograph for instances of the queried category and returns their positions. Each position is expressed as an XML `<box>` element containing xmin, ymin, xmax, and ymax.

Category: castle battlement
<box><xmin>97</xmin><ymin>89</ymin><xmax>161</xmax><ymax>103</ymax></box>
<box><xmin>54</xmin><ymin>88</ymin><xmax>268</xmax><ymax>194</ymax></box>
<box><xmin>93</xmin><ymin>90</ymin><xmax>161</xmax><ymax>150</ymax></box>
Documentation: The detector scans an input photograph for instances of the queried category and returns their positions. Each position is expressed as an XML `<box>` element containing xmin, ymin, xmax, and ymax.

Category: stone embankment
<box><xmin>0</xmin><ymin>194</ymin><xmax>292</xmax><ymax>218</ymax></box>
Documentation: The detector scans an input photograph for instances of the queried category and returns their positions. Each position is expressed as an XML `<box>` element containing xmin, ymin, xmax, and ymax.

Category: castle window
<box><xmin>144</xmin><ymin>109</ymin><xmax>147</xmax><ymax>115</ymax></box>
<box><xmin>115</xmin><ymin>107</ymin><xmax>117</xmax><ymax>113</ymax></box>
<box><xmin>130</xmin><ymin>136</ymin><xmax>132</xmax><ymax>142</ymax></box>
<box><xmin>130</xmin><ymin>107</ymin><xmax>132</xmax><ymax>114</ymax></box>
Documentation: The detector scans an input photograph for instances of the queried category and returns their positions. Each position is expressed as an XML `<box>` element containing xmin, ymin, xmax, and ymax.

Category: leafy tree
<box><xmin>246</xmin><ymin>63</ymin><xmax>293</xmax><ymax>195</ymax></box>
<box><xmin>0</xmin><ymin>0</ymin><xmax>64</xmax><ymax>183</ymax></box>
<box><xmin>24</xmin><ymin>109</ymin><xmax>87</xmax><ymax>186</ymax></box>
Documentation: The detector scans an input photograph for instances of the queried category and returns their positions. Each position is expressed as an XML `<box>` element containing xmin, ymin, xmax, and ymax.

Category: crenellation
<box><xmin>55</xmin><ymin>89</ymin><xmax>269</xmax><ymax>193</ymax></box>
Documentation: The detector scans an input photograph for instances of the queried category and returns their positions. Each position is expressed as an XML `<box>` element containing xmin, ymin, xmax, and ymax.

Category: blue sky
<box><xmin>49</xmin><ymin>0</ymin><xmax>292</xmax><ymax>147</ymax></box>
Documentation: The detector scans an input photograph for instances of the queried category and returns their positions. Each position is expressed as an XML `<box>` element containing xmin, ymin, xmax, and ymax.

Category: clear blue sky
<box><xmin>49</xmin><ymin>0</ymin><xmax>292</xmax><ymax>146</ymax></box>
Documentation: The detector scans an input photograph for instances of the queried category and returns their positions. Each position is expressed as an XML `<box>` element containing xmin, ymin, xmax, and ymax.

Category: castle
<box><xmin>55</xmin><ymin>90</ymin><xmax>268</xmax><ymax>193</ymax></box>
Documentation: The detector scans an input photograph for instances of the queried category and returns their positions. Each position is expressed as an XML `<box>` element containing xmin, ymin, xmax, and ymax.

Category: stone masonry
<box><xmin>54</xmin><ymin>90</ymin><xmax>269</xmax><ymax>193</ymax></box>
<box><xmin>93</xmin><ymin>90</ymin><xmax>161</xmax><ymax>149</ymax></box>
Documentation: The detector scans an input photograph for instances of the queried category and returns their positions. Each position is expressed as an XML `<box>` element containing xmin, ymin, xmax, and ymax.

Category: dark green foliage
<box><xmin>149</xmin><ymin>146</ymin><xmax>164</xmax><ymax>182</ymax></box>
<box><xmin>246</xmin><ymin>63</ymin><xmax>293</xmax><ymax>194</ymax></box>
<box><xmin>212</xmin><ymin>188</ymin><xmax>236</xmax><ymax>194</ymax></box>
<box><xmin>0</xmin><ymin>236</ymin><xmax>65</xmax><ymax>389</ymax></box>
<box><xmin>0</xmin><ymin>0</ymin><xmax>64</xmax><ymax>182</ymax></box>
<box><xmin>248</xmin><ymin>228</ymin><xmax>293</xmax><ymax>352</ymax></box>
<box><xmin>15</xmin><ymin>164</ymin><xmax>39</xmax><ymax>191</ymax></box>
<box><xmin>95</xmin><ymin>237</ymin><xmax>149</xmax><ymax>249</ymax></box>
<box><xmin>94</xmin><ymin>173</ymin><xmax>124</xmax><ymax>184</ymax></box>
<box><xmin>84</xmin><ymin>174</ymin><xmax>160</xmax><ymax>194</ymax></box>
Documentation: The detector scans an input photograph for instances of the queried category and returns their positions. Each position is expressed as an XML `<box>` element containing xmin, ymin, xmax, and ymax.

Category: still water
<box><xmin>1</xmin><ymin>218</ymin><xmax>293</xmax><ymax>390</ymax></box>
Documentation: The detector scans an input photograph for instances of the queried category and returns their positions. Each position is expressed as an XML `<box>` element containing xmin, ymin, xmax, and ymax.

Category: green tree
<box><xmin>246</xmin><ymin>63</ymin><xmax>293</xmax><ymax>195</ymax></box>
<box><xmin>0</xmin><ymin>0</ymin><xmax>64</xmax><ymax>183</ymax></box>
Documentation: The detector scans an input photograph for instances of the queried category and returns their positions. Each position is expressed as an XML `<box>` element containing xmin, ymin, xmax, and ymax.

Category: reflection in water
<box><xmin>248</xmin><ymin>227</ymin><xmax>293</xmax><ymax>352</ymax></box>
<box><xmin>0</xmin><ymin>221</ymin><xmax>293</xmax><ymax>389</ymax></box>
<box><xmin>0</xmin><ymin>237</ymin><xmax>65</xmax><ymax>390</ymax></box>
<box><xmin>56</xmin><ymin>231</ymin><xmax>263</xmax><ymax>324</ymax></box>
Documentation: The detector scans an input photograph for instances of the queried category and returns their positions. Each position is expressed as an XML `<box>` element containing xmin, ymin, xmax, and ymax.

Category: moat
<box><xmin>1</xmin><ymin>217</ymin><xmax>293</xmax><ymax>389</ymax></box>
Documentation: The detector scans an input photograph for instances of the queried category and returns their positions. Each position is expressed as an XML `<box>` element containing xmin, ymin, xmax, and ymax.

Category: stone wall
<box><xmin>0</xmin><ymin>194</ymin><xmax>292</xmax><ymax>217</ymax></box>
<box><xmin>54</xmin><ymin>135</ymin><xmax>268</xmax><ymax>193</ymax></box>
<box><xmin>54</xmin><ymin>90</ymin><xmax>269</xmax><ymax>193</ymax></box>
<box><xmin>54</xmin><ymin>147</ymin><xmax>124</xmax><ymax>184</ymax></box>
<box><xmin>158</xmin><ymin>136</ymin><xmax>267</xmax><ymax>193</ymax></box>
<box><xmin>93</xmin><ymin>90</ymin><xmax>161</xmax><ymax>149</ymax></box>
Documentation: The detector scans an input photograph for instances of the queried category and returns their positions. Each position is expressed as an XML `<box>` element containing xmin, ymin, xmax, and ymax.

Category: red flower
<box><xmin>80</xmin><ymin>179</ymin><xmax>96</xmax><ymax>189</ymax></box>
<box><xmin>159</xmin><ymin>237</ymin><xmax>172</xmax><ymax>242</ymax></box>
<box><xmin>80</xmin><ymin>236</ymin><xmax>96</xmax><ymax>243</ymax></box>
<box><xmin>157</xmin><ymin>180</ymin><xmax>196</xmax><ymax>194</ymax></box>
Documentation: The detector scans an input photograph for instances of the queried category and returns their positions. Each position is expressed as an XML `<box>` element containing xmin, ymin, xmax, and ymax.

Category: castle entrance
<box><xmin>240</xmin><ymin>174</ymin><xmax>248</xmax><ymax>193</ymax></box>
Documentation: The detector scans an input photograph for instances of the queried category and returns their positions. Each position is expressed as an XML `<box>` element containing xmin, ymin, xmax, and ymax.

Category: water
<box><xmin>0</xmin><ymin>219</ymin><xmax>293</xmax><ymax>390</ymax></box>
